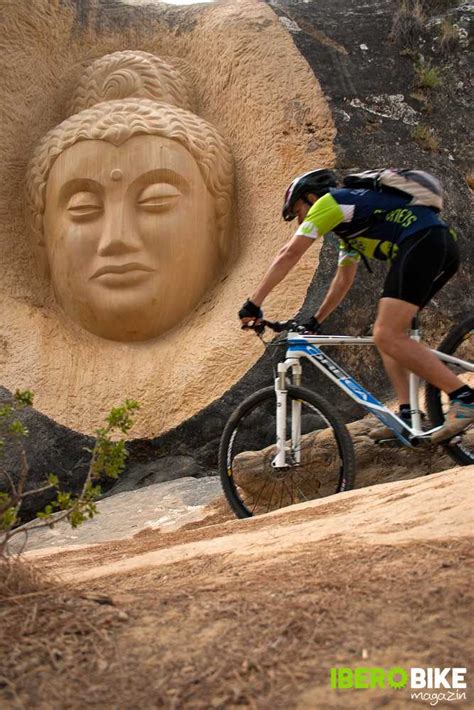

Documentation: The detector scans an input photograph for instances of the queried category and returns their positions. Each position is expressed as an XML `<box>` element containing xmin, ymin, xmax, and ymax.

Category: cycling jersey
<box><xmin>295</xmin><ymin>188</ymin><xmax>449</xmax><ymax>266</ymax></box>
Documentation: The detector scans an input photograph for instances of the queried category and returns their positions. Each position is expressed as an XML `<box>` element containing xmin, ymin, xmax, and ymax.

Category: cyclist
<box><xmin>239</xmin><ymin>168</ymin><xmax>474</xmax><ymax>443</ymax></box>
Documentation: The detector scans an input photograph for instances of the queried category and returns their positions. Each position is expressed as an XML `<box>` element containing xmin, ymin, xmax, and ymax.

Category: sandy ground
<box><xmin>1</xmin><ymin>467</ymin><xmax>472</xmax><ymax>709</ymax></box>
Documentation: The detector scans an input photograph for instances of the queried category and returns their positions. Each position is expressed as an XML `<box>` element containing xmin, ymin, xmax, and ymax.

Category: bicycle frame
<box><xmin>272</xmin><ymin>323</ymin><xmax>474</xmax><ymax>468</ymax></box>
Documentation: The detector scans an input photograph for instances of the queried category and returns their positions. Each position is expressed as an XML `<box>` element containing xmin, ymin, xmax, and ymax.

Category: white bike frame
<box><xmin>272</xmin><ymin>323</ymin><xmax>474</xmax><ymax>469</ymax></box>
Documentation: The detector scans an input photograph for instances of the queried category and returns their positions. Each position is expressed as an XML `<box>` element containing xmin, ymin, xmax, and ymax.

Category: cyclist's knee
<box><xmin>373</xmin><ymin>323</ymin><xmax>399</xmax><ymax>353</ymax></box>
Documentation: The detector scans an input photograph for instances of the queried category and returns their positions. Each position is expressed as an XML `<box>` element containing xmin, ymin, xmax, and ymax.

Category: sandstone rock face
<box><xmin>1</xmin><ymin>0</ymin><xmax>471</xmax><ymax>507</ymax></box>
<box><xmin>0</xmin><ymin>0</ymin><xmax>335</xmax><ymax>437</ymax></box>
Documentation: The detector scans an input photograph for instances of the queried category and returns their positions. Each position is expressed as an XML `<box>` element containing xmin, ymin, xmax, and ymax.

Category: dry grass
<box><xmin>0</xmin><ymin>559</ymin><xmax>127</xmax><ymax>708</ymax></box>
<box><xmin>422</xmin><ymin>0</ymin><xmax>462</xmax><ymax>12</ymax></box>
<box><xmin>411</xmin><ymin>124</ymin><xmax>440</xmax><ymax>151</ymax></box>
<box><xmin>1</xmin><ymin>539</ymin><xmax>471</xmax><ymax>708</ymax></box>
<box><xmin>439</xmin><ymin>19</ymin><xmax>461</xmax><ymax>54</ymax></box>
<box><xmin>390</xmin><ymin>0</ymin><xmax>426</xmax><ymax>48</ymax></box>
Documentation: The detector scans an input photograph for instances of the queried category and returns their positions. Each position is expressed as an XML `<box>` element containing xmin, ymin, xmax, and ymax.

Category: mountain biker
<box><xmin>238</xmin><ymin>168</ymin><xmax>474</xmax><ymax>443</ymax></box>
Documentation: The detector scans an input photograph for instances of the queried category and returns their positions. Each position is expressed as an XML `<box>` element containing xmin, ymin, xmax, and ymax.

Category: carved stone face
<box><xmin>43</xmin><ymin>134</ymin><xmax>219</xmax><ymax>341</ymax></box>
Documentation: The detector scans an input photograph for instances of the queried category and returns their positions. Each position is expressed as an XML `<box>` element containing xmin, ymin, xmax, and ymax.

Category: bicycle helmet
<box><xmin>282</xmin><ymin>168</ymin><xmax>338</xmax><ymax>221</ymax></box>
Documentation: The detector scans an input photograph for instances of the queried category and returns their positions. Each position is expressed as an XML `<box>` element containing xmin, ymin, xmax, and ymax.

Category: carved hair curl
<box><xmin>68</xmin><ymin>50</ymin><xmax>194</xmax><ymax>114</ymax></box>
<box><xmin>26</xmin><ymin>99</ymin><xmax>234</xmax><ymax>260</ymax></box>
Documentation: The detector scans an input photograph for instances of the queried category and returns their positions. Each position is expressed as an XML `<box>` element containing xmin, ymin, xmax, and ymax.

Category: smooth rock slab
<box><xmin>12</xmin><ymin>477</ymin><xmax>222</xmax><ymax>553</ymax></box>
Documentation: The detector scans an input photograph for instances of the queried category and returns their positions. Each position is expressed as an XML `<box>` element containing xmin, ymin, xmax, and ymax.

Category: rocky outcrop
<box><xmin>1</xmin><ymin>0</ymin><xmax>471</xmax><ymax>507</ymax></box>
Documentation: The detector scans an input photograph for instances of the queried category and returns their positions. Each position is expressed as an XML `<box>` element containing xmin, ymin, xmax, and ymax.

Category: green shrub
<box><xmin>0</xmin><ymin>391</ymin><xmax>139</xmax><ymax>556</ymax></box>
<box><xmin>415</xmin><ymin>62</ymin><xmax>442</xmax><ymax>89</ymax></box>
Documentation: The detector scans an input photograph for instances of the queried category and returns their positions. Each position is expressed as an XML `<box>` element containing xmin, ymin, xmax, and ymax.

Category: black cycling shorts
<box><xmin>382</xmin><ymin>227</ymin><xmax>460</xmax><ymax>308</ymax></box>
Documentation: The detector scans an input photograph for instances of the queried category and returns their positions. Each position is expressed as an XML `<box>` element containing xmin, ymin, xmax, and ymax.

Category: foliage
<box><xmin>415</xmin><ymin>61</ymin><xmax>442</xmax><ymax>90</ymax></box>
<box><xmin>0</xmin><ymin>391</ymin><xmax>139</xmax><ymax>556</ymax></box>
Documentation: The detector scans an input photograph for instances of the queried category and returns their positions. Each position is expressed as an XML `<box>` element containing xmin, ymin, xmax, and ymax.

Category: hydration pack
<box><xmin>343</xmin><ymin>168</ymin><xmax>444</xmax><ymax>212</ymax></box>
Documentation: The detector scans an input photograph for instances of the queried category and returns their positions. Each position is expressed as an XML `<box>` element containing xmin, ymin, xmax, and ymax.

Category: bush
<box><xmin>415</xmin><ymin>61</ymin><xmax>442</xmax><ymax>89</ymax></box>
<box><xmin>0</xmin><ymin>391</ymin><xmax>139</xmax><ymax>556</ymax></box>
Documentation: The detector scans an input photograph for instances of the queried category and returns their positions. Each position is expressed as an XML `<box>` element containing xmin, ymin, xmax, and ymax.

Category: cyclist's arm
<box><xmin>250</xmin><ymin>234</ymin><xmax>314</xmax><ymax>306</ymax></box>
<box><xmin>315</xmin><ymin>260</ymin><xmax>358</xmax><ymax>323</ymax></box>
<box><xmin>250</xmin><ymin>193</ymin><xmax>352</xmax><ymax>308</ymax></box>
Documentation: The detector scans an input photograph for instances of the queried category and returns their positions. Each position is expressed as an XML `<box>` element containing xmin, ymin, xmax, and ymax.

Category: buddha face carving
<box><xmin>43</xmin><ymin>134</ymin><xmax>218</xmax><ymax>341</ymax></box>
<box><xmin>26</xmin><ymin>98</ymin><xmax>234</xmax><ymax>341</ymax></box>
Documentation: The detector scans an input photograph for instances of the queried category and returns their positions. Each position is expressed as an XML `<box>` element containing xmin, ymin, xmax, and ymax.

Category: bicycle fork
<box><xmin>273</xmin><ymin>358</ymin><xmax>302</xmax><ymax>469</ymax></box>
<box><xmin>408</xmin><ymin>320</ymin><xmax>424</xmax><ymax>436</ymax></box>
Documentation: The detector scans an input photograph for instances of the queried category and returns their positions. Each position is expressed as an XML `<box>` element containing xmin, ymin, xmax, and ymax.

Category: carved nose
<box><xmin>97</xmin><ymin>209</ymin><xmax>141</xmax><ymax>256</ymax></box>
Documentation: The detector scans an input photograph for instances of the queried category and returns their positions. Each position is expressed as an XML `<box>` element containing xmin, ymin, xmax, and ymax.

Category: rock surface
<box><xmin>0</xmin><ymin>0</ymin><xmax>334</xmax><ymax>437</ymax></box>
<box><xmin>30</xmin><ymin>467</ymin><xmax>473</xmax><ymax>580</ymax></box>
<box><xmin>1</xmin><ymin>0</ymin><xmax>471</xmax><ymax>509</ymax></box>
<box><xmin>14</xmin><ymin>477</ymin><xmax>221</xmax><ymax>552</ymax></box>
<box><xmin>2</xmin><ymin>466</ymin><xmax>472</xmax><ymax>708</ymax></box>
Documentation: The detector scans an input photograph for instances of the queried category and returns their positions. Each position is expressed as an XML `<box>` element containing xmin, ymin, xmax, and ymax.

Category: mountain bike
<box><xmin>218</xmin><ymin>315</ymin><xmax>473</xmax><ymax>518</ymax></box>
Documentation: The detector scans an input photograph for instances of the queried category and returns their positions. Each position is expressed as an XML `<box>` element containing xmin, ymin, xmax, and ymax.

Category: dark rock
<box><xmin>0</xmin><ymin>386</ymin><xmax>94</xmax><ymax>523</ymax></box>
<box><xmin>106</xmin><ymin>456</ymin><xmax>205</xmax><ymax>496</ymax></box>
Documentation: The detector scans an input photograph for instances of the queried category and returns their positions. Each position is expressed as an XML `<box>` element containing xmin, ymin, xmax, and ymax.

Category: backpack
<box><xmin>343</xmin><ymin>168</ymin><xmax>444</xmax><ymax>212</ymax></box>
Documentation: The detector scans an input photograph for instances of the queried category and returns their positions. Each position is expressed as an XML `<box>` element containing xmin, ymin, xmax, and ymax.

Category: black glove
<box><xmin>238</xmin><ymin>299</ymin><xmax>263</xmax><ymax>321</ymax></box>
<box><xmin>301</xmin><ymin>316</ymin><xmax>322</xmax><ymax>334</ymax></box>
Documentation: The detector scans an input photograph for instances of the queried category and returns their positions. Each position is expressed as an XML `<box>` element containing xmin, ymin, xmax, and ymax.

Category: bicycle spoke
<box><xmin>220</xmin><ymin>384</ymin><xmax>354</xmax><ymax>517</ymax></box>
<box><xmin>290</xmin><ymin>475</ymin><xmax>309</xmax><ymax>502</ymax></box>
<box><xmin>266</xmin><ymin>479</ymin><xmax>278</xmax><ymax>514</ymax></box>
<box><xmin>283</xmin><ymin>478</ymin><xmax>295</xmax><ymax>507</ymax></box>
<box><xmin>249</xmin><ymin>477</ymin><xmax>268</xmax><ymax>515</ymax></box>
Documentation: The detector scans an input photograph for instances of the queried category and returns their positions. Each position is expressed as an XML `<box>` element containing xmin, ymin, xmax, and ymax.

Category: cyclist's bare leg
<box><xmin>378</xmin><ymin>352</ymin><xmax>410</xmax><ymax>404</ymax></box>
<box><xmin>373</xmin><ymin>298</ymin><xmax>461</xmax><ymax>394</ymax></box>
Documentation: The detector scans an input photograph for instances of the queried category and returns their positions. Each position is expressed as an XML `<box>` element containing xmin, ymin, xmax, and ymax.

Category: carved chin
<box><xmin>54</xmin><ymin>285</ymin><xmax>205</xmax><ymax>342</ymax></box>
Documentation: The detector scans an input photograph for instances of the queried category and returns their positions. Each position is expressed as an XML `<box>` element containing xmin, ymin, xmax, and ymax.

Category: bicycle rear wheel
<box><xmin>219</xmin><ymin>385</ymin><xmax>356</xmax><ymax>518</ymax></box>
<box><xmin>425</xmin><ymin>315</ymin><xmax>474</xmax><ymax>465</ymax></box>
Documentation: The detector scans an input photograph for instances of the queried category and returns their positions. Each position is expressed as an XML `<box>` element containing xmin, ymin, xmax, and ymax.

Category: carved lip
<box><xmin>91</xmin><ymin>263</ymin><xmax>155</xmax><ymax>279</ymax></box>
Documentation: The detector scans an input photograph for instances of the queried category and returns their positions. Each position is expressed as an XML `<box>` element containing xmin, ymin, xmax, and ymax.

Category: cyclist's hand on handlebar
<box><xmin>238</xmin><ymin>298</ymin><xmax>264</xmax><ymax>331</ymax></box>
<box><xmin>300</xmin><ymin>315</ymin><xmax>322</xmax><ymax>334</ymax></box>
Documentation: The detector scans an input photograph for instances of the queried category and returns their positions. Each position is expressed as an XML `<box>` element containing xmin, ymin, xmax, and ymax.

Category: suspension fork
<box><xmin>409</xmin><ymin>316</ymin><xmax>424</xmax><ymax>435</ymax></box>
<box><xmin>273</xmin><ymin>358</ymin><xmax>302</xmax><ymax>468</ymax></box>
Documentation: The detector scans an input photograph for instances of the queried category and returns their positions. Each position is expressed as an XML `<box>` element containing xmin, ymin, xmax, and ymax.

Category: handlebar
<box><xmin>241</xmin><ymin>319</ymin><xmax>305</xmax><ymax>334</ymax></box>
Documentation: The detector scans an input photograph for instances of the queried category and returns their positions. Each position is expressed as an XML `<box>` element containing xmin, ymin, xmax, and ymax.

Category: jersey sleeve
<box><xmin>295</xmin><ymin>192</ymin><xmax>346</xmax><ymax>240</ymax></box>
<box><xmin>337</xmin><ymin>242</ymin><xmax>361</xmax><ymax>267</ymax></box>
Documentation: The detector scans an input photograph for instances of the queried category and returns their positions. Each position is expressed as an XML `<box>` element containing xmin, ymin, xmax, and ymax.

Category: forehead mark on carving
<box><xmin>110</xmin><ymin>169</ymin><xmax>123</xmax><ymax>181</ymax></box>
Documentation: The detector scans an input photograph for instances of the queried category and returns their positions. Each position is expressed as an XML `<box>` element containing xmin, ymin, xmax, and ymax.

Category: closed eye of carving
<box><xmin>66</xmin><ymin>191</ymin><xmax>103</xmax><ymax>219</ymax></box>
<box><xmin>137</xmin><ymin>183</ymin><xmax>182</xmax><ymax>212</ymax></box>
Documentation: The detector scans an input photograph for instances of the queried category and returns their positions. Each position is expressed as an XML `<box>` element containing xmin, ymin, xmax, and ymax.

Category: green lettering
<box><xmin>330</xmin><ymin>668</ymin><xmax>338</xmax><ymax>689</ymax></box>
<box><xmin>338</xmin><ymin>668</ymin><xmax>354</xmax><ymax>689</ymax></box>
<box><xmin>371</xmin><ymin>667</ymin><xmax>386</xmax><ymax>689</ymax></box>
<box><xmin>388</xmin><ymin>667</ymin><xmax>409</xmax><ymax>689</ymax></box>
<box><xmin>354</xmin><ymin>668</ymin><xmax>370</xmax><ymax>689</ymax></box>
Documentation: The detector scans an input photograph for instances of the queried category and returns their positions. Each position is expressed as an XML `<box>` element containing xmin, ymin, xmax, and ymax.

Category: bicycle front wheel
<box><xmin>219</xmin><ymin>385</ymin><xmax>356</xmax><ymax>518</ymax></box>
<box><xmin>426</xmin><ymin>315</ymin><xmax>474</xmax><ymax>465</ymax></box>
